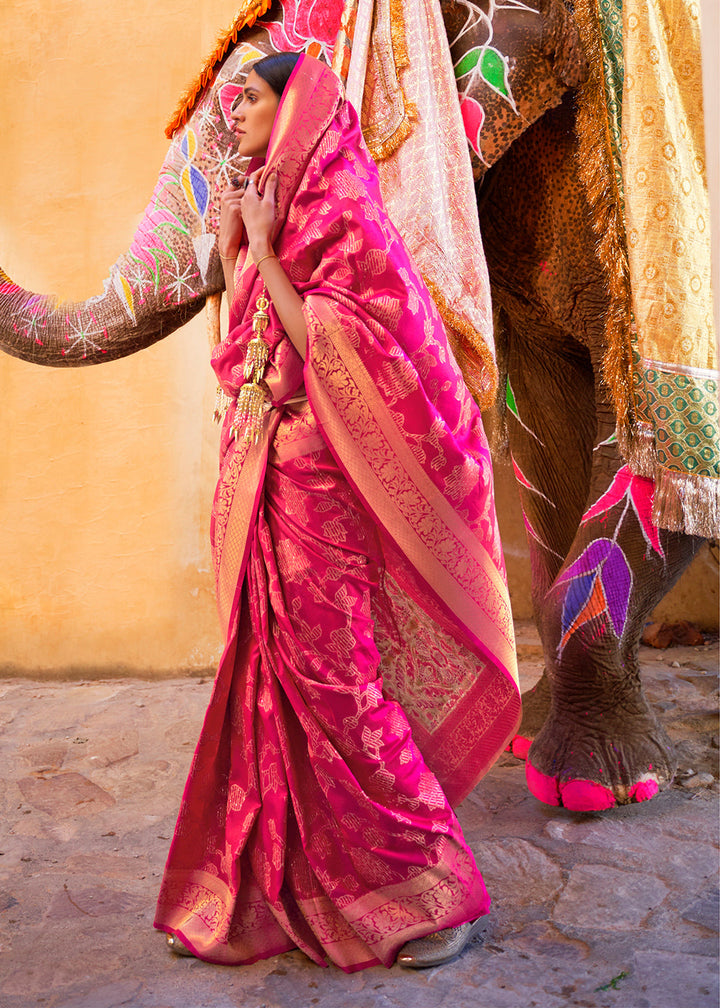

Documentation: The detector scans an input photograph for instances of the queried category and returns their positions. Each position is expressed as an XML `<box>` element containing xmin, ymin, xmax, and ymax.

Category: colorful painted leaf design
<box><xmin>557</xmin><ymin>538</ymin><xmax>632</xmax><ymax>653</ymax></box>
<box><xmin>506</xmin><ymin>377</ymin><xmax>519</xmax><ymax>418</ymax></box>
<box><xmin>511</xmin><ymin>455</ymin><xmax>553</xmax><ymax>504</ymax></box>
<box><xmin>454</xmin><ymin>47</ymin><xmax>482</xmax><ymax>79</ymax></box>
<box><xmin>180</xmin><ymin>129</ymin><xmax>197</xmax><ymax>161</ymax></box>
<box><xmin>480</xmin><ymin>47</ymin><xmax>510</xmax><ymax>97</ymax></box>
<box><xmin>581</xmin><ymin>466</ymin><xmax>663</xmax><ymax>557</ymax></box>
<box><xmin>219</xmin><ymin>81</ymin><xmax>243</xmax><ymax>131</ymax></box>
<box><xmin>522</xmin><ymin>511</ymin><xmax>564</xmax><ymax>560</ymax></box>
<box><xmin>112</xmin><ymin>273</ymin><xmax>135</xmax><ymax>324</ymax></box>
<box><xmin>596</xmin><ymin>430</ymin><xmax>618</xmax><ymax>449</ymax></box>
<box><xmin>181</xmin><ymin>163</ymin><xmax>209</xmax><ymax>219</ymax></box>
<box><xmin>507</xmin><ymin>378</ymin><xmax>544</xmax><ymax>444</ymax></box>
<box><xmin>459</xmin><ymin>95</ymin><xmax>485</xmax><ymax>155</ymax></box>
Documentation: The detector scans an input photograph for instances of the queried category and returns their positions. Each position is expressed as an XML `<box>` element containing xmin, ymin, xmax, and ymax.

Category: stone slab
<box><xmin>0</xmin><ymin>626</ymin><xmax>717</xmax><ymax>1008</ymax></box>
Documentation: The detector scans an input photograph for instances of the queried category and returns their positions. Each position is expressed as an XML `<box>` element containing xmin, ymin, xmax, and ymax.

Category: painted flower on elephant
<box><xmin>555</xmin><ymin>538</ymin><xmax>633</xmax><ymax>656</ymax></box>
<box><xmin>266</xmin><ymin>0</ymin><xmax>345</xmax><ymax>62</ymax></box>
<box><xmin>581</xmin><ymin>465</ymin><xmax>664</xmax><ymax>558</ymax></box>
<box><xmin>460</xmin><ymin>95</ymin><xmax>486</xmax><ymax>159</ymax></box>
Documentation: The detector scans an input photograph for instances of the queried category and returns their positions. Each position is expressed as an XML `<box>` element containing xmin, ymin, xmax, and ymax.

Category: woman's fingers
<box><xmin>263</xmin><ymin>171</ymin><xmax>278</xmax><ymax>205</ymax></box>
<box><xmin>222</xmin><ymin>169</ymin><xmax>277</xmax><ymax>253</ymax></box>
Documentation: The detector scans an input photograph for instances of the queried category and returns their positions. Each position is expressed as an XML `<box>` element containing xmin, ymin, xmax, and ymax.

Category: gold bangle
<box><xmin>219</xmin><ymin>253</ymin><xmax>237</xmax><ymax>262</ymax></box>
<box><xmin>254</xmin><ymin>253</ymin><xmax>277</xmax><ymax>269</ymax></box>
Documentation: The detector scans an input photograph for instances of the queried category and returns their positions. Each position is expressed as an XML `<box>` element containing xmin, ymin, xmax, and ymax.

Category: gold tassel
<box><xmin>213</xmin><ymin>385</ymin><xmax>233</xmax><ymax>424</ymax></box>
<box><xmin>227</xmin><ymin>286</ymin><xmax>273</xmax><ymax>443</ymax></box>
<box><xmin>243</xmin><ymin>290</ymin><xmax>271</xmax><ymax>381</ymax></box>
<box><xmin>230</xmin><ymin>381</ymin><xmax>267</xmax><ymax>444</ymax></box>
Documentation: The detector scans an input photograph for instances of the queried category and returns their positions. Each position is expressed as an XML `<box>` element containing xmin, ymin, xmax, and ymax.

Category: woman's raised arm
<box><xmin>219</xmin><ymin>170</ymin><xmax>308</xmax><ymax>359</ymax></box>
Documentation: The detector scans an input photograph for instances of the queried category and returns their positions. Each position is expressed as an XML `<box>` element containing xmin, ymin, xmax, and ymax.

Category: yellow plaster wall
<box><xmin>0</xmin><ymin>1</ymin><xmax>246</xmax><ymax>673</ymax></box>
<box><xmin>0</xmin><ymin>2</ymin><xmax>717</xmax><ymax>677</ymax></box>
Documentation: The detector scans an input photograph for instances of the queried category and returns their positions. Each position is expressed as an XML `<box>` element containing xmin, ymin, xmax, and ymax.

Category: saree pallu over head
<box><xmin>211</xmin><ymin>54</ymin><xmax>520</xmax><ymax>806</ymax></box>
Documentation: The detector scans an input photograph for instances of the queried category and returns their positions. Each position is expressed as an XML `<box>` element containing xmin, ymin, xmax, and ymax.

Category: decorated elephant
<box><xmin>0</xmin><ymin>0</ymin><xmax>716</xmax><ymax>814</ymax></box>
<box><xmin>460</xmin><ymin>0</ymin><xmax>716</xmax><ymax>811</ymax></box>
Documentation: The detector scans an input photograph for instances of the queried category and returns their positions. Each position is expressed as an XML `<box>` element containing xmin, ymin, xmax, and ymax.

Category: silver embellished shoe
<box><xmin>166</xmin><ymin>933</ymin><xmax>196</xmax><ymax>957</ymax></box>
<box><xmin>396</xmin><ymin>917</ymin><xmax>485</xmax><ymax>969</ymax></box>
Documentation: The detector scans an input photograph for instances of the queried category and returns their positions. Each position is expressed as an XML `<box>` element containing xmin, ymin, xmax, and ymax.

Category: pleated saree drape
<box><xmin>154</xmin><ymin>54</ymin><xmax>520</xmax><ymax>972</ymax></box>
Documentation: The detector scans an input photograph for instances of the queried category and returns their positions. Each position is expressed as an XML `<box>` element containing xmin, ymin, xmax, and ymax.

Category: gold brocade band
<box><xmin>213</xmin><ymin>411</ymin><xmax>280</xmax><ymax>639</ymax></box>
<box><xmin>157</xmin><ymin>836</ymin><xmax>482</xmax><ymax>968</ymax></box>
<box><xmin>304</xmin><ymin>297</ymin><xmax>517</xmax><ymax>674</ymax></box>
<box><xmin>361</xmin><ymin>0</ymin><xmax>418</xmax><ymax>162</ymax></box>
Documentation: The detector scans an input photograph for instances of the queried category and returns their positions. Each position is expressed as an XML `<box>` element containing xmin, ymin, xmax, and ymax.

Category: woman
<box><xmin>154</xmin><ymin>51</ymin><xmax>520</xmax><ymax>973</ymax></box>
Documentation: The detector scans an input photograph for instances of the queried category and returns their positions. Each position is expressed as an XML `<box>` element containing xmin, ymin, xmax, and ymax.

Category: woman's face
<box><xmin>231</xmin><ymin>69</ymin><xmax>281</xmax><ymax>160</ymax></box>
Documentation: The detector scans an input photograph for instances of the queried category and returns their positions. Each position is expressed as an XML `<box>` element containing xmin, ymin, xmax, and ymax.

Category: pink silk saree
<box><xmin>154</xmin><ymin>55</ymin><xmax>520</xmax><ymax>972</ymax></box>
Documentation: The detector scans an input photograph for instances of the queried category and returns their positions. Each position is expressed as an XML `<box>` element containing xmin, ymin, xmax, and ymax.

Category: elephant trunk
<box><xmin>0</xmin><ymin>102</ymin><xmax>230</xmax><ymax>367</ymax></box>
<box><xmin>0</xmin><ymin>263</ymin><xmax>214</xmax><ymax>368</ymax></box>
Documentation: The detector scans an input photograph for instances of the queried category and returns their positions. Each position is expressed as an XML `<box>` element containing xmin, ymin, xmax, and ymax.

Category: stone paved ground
<box><xmin>0</xmin><ymin>624</ymin><xmax>717</xmax><ymax>1008</ymax></box>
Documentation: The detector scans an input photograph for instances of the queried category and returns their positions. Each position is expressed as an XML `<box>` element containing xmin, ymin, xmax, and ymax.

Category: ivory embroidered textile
<box><xmin>347</xmin><ymin>0</ymin><xmax>499</xmax><ymax>409</ymax></box>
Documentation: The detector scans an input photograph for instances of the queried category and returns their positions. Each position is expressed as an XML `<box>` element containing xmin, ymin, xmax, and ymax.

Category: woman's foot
<box><xmin>166</xmin><ymin>933</ymin><xmax>195</xmax><ymax>957</ymax></box>
<box><xmin>396</xmin><ymin>917</ymin><xmax>485</xmax><ymax>968</ymax></box>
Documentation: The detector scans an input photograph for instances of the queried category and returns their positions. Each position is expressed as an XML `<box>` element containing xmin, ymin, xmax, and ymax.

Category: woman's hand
<box><xmin>220</xmin><ymin>167</ymin><xmax>306</xmax><ymax>357</ymax></box>
<box><xmin>241</xmin><ymin>169</ymin><xmax>278</xmax><ymax>261</ymax></box>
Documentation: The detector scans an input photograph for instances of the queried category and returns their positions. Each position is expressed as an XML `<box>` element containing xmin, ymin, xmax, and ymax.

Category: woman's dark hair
<box><xmin>251</xmin><ymin>52</ymin><xmax>301</xmax><ymax>98</ymax></box>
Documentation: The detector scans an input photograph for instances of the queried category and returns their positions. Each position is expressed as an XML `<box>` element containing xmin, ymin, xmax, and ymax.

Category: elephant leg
<box><xmin>478</xmin><ymin>93</ymin><xmax>705</xmax><ymax>808</ymax></box>
<box><xmin>524</xmin><ymin>376</ymin><xmax>705</xmax><ymax>810</ymax></box>
<box><xmin>498</xmin><ymin>309</ymin><xmax>597</xmax><ymax>752</ymax></box>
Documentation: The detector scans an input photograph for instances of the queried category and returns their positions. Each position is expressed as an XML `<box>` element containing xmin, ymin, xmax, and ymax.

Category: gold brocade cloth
<box><xmin>577</xmin><ymin>0</ymin><xmax>718</xmax><ymax>536</ymax></box>
<box><xmin>621</xmin><ymin>0</ymin><xmax>718</xmax><ymax>535</ymax></box>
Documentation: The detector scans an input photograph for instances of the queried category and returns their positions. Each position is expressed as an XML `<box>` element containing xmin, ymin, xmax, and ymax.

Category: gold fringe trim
<box><xmin>365</xmin><ymin>0</ymin><xmax>417</xmax><ymax>162</ymax></box>
<box><xmin>539</xmin><ymin>0</ymin><xmax>588</xmax><ymax>89</ymax></box>
<box><xmin>618</xmin><ymin>422</ymin><xmax>720</xmax><ymax>536</ymax></box>
<box><xmin>572</xmin><ymin>0</ymin><xmax>635</xmax><ymax>440</ymax></box>
<box><xmin>652</xmin><ymin>468</ymin><xmax>720</xmax><ymax>538</ymax></box>
<box><xmin>617</xmin><ymin>421</ymin><xmax>656</xmax><ymax>480</ymax></box>
<box><xmin>165</xmin><ymin>0</ymin><xmax>273</xmax><ymax>139</ymax></box>
<box><xmin>573</xmin><ymin>1</ymin><xmax>718</xmax><ymax>537</ymax></box>
<box><xmin>423</xmin><ymin>277</ymin><xmax>498</xmax><ymax>411</ymax></box>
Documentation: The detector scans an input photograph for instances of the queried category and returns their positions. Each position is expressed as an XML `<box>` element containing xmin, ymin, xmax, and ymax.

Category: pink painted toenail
<box><xmin>526</xmin><ymin>762</ymin><xmax>561</xmax><ymax>805</ymax></box>
<box><xmin>629</xmin><ymin>779</ymin><xmax>659</xmax><ymax>802</ymax></box>
<box><xmin>560</xmin><ymin>779</ymin><xmax>617</xmax><ymax>811</ymax></box>
<box><xmin>511</xmin><ymin>735</ymin><xmax>532</xmax><ymax>760</ymax></box>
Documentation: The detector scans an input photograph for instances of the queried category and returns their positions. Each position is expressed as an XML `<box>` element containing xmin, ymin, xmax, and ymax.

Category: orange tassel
<box><xmin>165</xmin><ymin>0</ymin><xmax>274</xmax><ymax>139</ymax></box>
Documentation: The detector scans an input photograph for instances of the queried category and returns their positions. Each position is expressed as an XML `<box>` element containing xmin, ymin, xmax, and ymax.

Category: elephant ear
<box><xmin>0</xmin><ymin>31</ymin><xmax>276</xmax><ymax>368</ymax></box>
